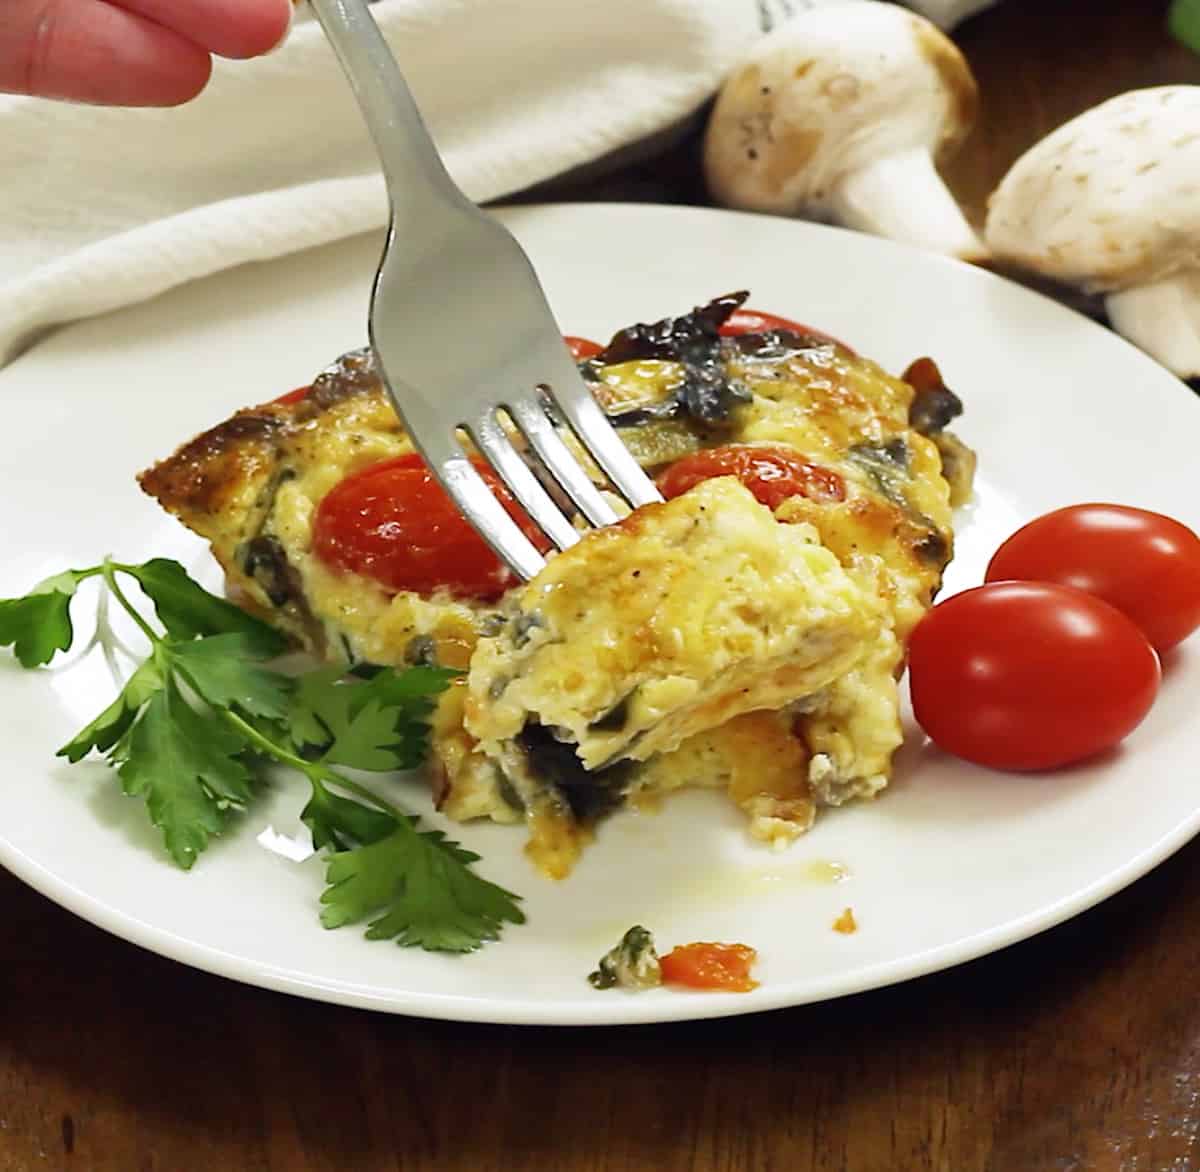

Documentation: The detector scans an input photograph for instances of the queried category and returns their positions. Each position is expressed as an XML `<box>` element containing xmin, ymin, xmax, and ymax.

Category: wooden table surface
<box><xmin>4</xmin><ymin>3</ymin><xmax>1200</xmax><ymax>1170</ymax></box>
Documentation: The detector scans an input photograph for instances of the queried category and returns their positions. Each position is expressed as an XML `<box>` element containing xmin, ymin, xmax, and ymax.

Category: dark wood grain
<box><xmin>6</xmin><ymin>840</ymin><xmax>1200</xmax><ymax>1172</ymax></box>
<box><xmin>944</xmin><ymin>0</ymin><xmax>1200</xmax><ymax>225</ymax></box>
<box><xmin>5</xmin><ymin>3</ymin><xmax>1200</xmax><ymax>1170</ymax></box>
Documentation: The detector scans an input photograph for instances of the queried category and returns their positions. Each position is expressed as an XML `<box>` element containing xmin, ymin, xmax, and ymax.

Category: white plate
<box><xmin>3</xmin><ymin>203</ymin><xmax>1198</xmax><ymax>1026</ymax></box>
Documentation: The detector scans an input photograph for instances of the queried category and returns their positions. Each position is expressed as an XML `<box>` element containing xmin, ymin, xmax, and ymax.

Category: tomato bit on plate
<box><xmin>659</xmin><ymin>942</ymin><xmax>759</xmax><ymax>993</ymax></box>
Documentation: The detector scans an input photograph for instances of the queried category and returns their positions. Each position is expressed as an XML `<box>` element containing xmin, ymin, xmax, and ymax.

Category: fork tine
<box><xmin>435</xmin><ymin>449</ymin><xmax>547</xmax><ymax>582</ymax></box>
<box><xmin>472</xmin><ymin>414</ymin><xmax>581</xmax><ymax>552</ymax></box>
<box><xmin>312</xmin><ymin>0</ymin><xmax>657</xmax><ymax>579</ymax></box>
<box><xmin>507</xmin><ymin>396</ymin><xmax>622</xmax><ymax>528</ymax></box>
<box><xmin>548</xmin><ymin>390</ymin><xmax>663</xmax><ymax>509</ymax></box>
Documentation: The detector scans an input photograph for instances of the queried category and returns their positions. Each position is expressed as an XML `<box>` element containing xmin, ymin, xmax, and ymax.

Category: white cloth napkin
<box><xmin>0</xmin><ymin>0</ymin><xmax>995</xmax><ymax>367</ymax></box>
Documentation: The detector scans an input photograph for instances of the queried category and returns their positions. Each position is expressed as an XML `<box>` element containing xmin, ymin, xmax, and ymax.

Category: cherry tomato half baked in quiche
<box><xmin>312</xmin><ymin>453</ymin><xmax>548</xmax><ymax>602</ymax></box>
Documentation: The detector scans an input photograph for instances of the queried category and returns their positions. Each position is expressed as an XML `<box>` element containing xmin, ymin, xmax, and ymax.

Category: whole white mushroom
<box><xmin>704</xmin><ymin>0</ymin><xmax>985</xmax><ymax>260</ymax></box>
<box><xmin>986</xmin><ymin>86</ymin><xmax>1200</xmax><ymax>380</ymax></box>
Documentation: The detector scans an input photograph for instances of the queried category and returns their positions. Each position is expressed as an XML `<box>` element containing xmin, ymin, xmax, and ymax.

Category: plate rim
<box><xmin>3</xmin><ymin>199</ymin><xmax>1199</xmax><ymax>1026</ymax></box>
<box><xmin>3</xmin><ymin>805</ymin><xmax>1197</xmax><ymax>1026</ymax></box>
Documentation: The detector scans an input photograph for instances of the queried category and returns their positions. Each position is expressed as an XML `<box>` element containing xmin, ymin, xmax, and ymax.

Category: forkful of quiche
<box><xmin>308</xmin><ymin>0</ymin><xmax>662</xmax><ymax>582</ymax></box>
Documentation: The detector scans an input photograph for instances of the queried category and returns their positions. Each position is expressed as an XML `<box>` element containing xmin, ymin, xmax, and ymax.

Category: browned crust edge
<box><xmin>136</xmin><ymin>348</ymin><xmax>382</xmax><ymax>518</ymax></box>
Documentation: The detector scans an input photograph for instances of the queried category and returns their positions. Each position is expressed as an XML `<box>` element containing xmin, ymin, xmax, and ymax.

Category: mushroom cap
<box><xmin>985</xmin><ymin>87</ymin><xmax>1200</xmax><ymax>293</ymax></box>
<box><xmin>704</xmin><ymin>0</ymin><xmax>978</xmax><ymax>216</ymax></box>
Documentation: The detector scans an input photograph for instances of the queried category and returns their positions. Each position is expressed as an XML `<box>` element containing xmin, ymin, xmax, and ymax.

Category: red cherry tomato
<box><xmin>564</xmin><ymin>335</ymin><xmax>604</xmax><ymax>361</ymax></box>
<box><xmin>986</xmin><ymin>504</ymin><xmax>1200</xmax><ymax>652</ymax></box>
<box><xmin>313</xmin><ymin>453</ymin><xmax>547</xmax><ymax>601</ymax></box>
<box><xmin>273</xmin><ymin>385</ymin><xmax>311</xmax><ymax>406</ymax></box>
<box><xmin>657</xmin><ymin>445</ymin><xmax>846</xmax><ymax>510</ymax></box>
<box><xmin>718</xmin><ymin>309</ymin><xmax>854</xmax><ymax>354</ymax></box>
<box><xmin>659</xmin><ymin>942</ymin><xmax>759</xmax><ymax>992</ymax></box>
<box><xmin>908</xmin><ymin>581</ymin><xmax>1160</xmax><ymax>771</ymax></box>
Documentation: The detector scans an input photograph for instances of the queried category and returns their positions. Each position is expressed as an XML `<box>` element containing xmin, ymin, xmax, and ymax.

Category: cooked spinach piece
<box><xmin>403</xmin><ymin>634</ymin><xmax>438</xmax><ymax>667</ymax></box>
<box><xmin>518</xmin><ymin>722</ymin><xmax>636</xmax><ymax>821</ymax></box>
<box><xmin>599</xmin><ymin>292</ymin><xmax>753</xmax><ymax>427</ymax></box>
<box><xmin>589</xmin><ymin>692</ymin><xmax>633</xmax><ymax>733</ymax></box>
<box><xmin>511</xmin><ymin>611</ymin><xmax>545</xmax><ymax>648</ymax></box>
<box><xmin>239</xmin><ymin>534</ymin><xmax>300</xmax><ymax>608</ymax></box>
<box><xmin>588</xmin><ymin>925</ymin><xmax>662</xmax><ymax>991</ymax></box>
<box><xmin>847</xmin><ymin>439</ymin><xmax>910</xmax><ymax>506</ymax></box>
<box><xmin>730</xmin><ymin>329</ymin><xmax>838</xmax><ymax>359</ymax></box>
<box><xmin>496</xmin><ymin>773</ymin><xmax>526</xmax><ymax>814</ymax></box>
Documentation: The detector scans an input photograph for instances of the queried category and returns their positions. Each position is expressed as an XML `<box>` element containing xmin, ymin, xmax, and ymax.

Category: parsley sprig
<box><xmin>0</xmin><ymin>559</ymin><xmax>523</xmax><ymax>953</ymax></box>
<box><xmin>1170</xmin><ymin>0</ymin><xmax>1200</xmax><ymax>54</ymax></box>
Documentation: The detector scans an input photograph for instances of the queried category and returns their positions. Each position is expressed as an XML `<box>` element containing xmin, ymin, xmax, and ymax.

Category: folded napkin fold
<box><xmin>0</xmin><ymin>0</ymin><xmax>995</xmax><ymax>367</ymax></box>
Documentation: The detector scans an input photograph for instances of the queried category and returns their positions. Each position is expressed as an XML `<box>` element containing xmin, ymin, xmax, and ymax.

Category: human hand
<box><xmin>0</xmin><ymin>0</ymin><xmax>293</xmax><ymax>106</ymax></box>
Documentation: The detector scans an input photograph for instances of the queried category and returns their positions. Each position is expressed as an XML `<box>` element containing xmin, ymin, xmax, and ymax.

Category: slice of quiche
<box><xmin>466</xmin><ymin>477</ymin><xmax>889</xmax><ymax>836</ymax></box>
<box><xmin>139</xmin><ymin>293</ymin><xmax>973</xmax><ymax>877</ymax></box>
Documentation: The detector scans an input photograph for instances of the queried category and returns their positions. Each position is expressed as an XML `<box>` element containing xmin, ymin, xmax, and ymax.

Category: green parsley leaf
<box><xmin>12</xmin><ymin>555</ymin><xmax>522</xmax><ymax>950</ymax></box>
<box><xmin>359</xmin><ymin>664</ymin><xmax>462</xmax><ymax>709</ymax></box>
<box><xmin>286</xmin><ymin>667</ymin><xmax>344</xmax><ymax>750</ymax></box>
<box><xmin>289</xmin><ymin>668</ymin><xmax>401</xmax><ymax>769</ymax></box>
<box><xmin>58</xmin><ymin>658</ymin><xmax>165</xmax><ymax>763</ymax></box>
<box><xmin>319</xmin><ymin>820</ymin><xmax>524</xmax><ymax>952</ymax></box>
<box><xmin>112</xmin><ymin>680</ymin><xmax>255</xmax><ymax>869</ymax></box>
<box><xmin>126</xmin><ymin>559</ymin><xmax>286</xmax><ymax>656</ymax></box>
<box><xmin>172</xmin><ymin>693</ymin><xmax>258</xmax><ymax>808</ymax></box>
<box><xmin>165</xmin><ymin>633</ymin><xmax>292</xmax><ymax>720</ymax></box>
<box><xmin>358</xmin><ymin>665</ymin><xmax>460</xmax><ymax>769</ymax></box>
<box><xmin>289</xmin><ymin>666</ymin><xmax>454</xmax><ymax>772</ymax></box>
<box><xmin>301</xmin><ymin>783</ymin><xmax>396</xmax><ymax>853</ymax></box>
<box><xmin>321</xmin><ymin>699</ymin><xmax>414</xmax><ymax>771</ymax></box>
<box><xmin>0</xmin><ymin>568</ymin><xmax>95</xmax><ymax>667</ymax></box>
<box><xmin>1170</xmin><ymin>0</ymin><xmax>1200</xmax><ymax>53</ymax></box>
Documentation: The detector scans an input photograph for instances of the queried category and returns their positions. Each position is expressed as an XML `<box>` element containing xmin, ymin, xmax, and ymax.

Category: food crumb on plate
<box><xmin>588</xmin><ymin>926</ymin><xmax>662</xmax><ymax>990</ymax></box>
<box><xmin>588</xmin><ymin>929</ymin><xmax>761</xmax><ymax>993</ymax></box>
<box><xmin>833</xmin><ymin>907</ymin><xmax>858</xmax><ymax>934</ymax></box>
<box><xmin>660</xmin><ymin>942</ymin><xmax>759</xmax><ymax>992</ymax></box>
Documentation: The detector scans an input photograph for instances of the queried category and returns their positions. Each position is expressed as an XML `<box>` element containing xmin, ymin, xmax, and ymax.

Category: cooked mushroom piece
<box><xmin>986</xmin><ymin>87</ymin><xmax>1200</xmax><ymax>379</ymax></box>
<box><xmin>703</xmin><ymin>0</ymin><xmax>985</xmax><ymax>260</ymax></box>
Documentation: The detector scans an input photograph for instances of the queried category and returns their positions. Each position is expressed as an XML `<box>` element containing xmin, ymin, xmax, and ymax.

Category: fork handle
<box><xmin>308</xmin><ymin>0</ymin><xmax>472</xmax><ymax>222</ymax></box>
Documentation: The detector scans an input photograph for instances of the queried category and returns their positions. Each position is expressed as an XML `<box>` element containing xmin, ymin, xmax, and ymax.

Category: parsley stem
<box><xmin>312</xmin><ymin>769</ymin><xmax>407</xmax><ymax>823</ymax></box>
<box><xmin>220</xmin><ymin>707</ymin><xmax>312</xmax><ymax>773</ymax></box>
<box><xmin>101</xmin><ymin>560</ymin><xmax>160</xmax><ymax>645</ymax></box>
<box><xmin>217</xmin><ymin>708</ymin><xmax>407</xmax><ymax>823</ymax></box>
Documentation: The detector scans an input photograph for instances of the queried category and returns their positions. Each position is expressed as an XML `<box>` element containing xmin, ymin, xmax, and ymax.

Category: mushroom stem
<box><xmin>1105</xmin><ymin>274</ymin><xmax>1200</xmax><ymax>379</ymax></box>
<box><xmin>829</xmin><ymin>148</ymin><xmax>987</xmax><ymax>261</ymax></box>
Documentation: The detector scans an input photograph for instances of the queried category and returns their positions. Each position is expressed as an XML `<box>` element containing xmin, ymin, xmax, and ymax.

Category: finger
<box><xmin>112</xmin><ymin>0</ymin><xmax>293</xmax><ymax>59</ymax></box>
<box><xmin>0</xmin><ymin>0</ymin><xmax>212</xmax><ymax>106</ymax></box>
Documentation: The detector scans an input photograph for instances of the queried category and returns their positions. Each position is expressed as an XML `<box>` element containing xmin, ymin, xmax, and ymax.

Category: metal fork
<box><xmin>309</xmin><ymin>0</ymin><xmax>662</xmax><ymax>581</ymax></box>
